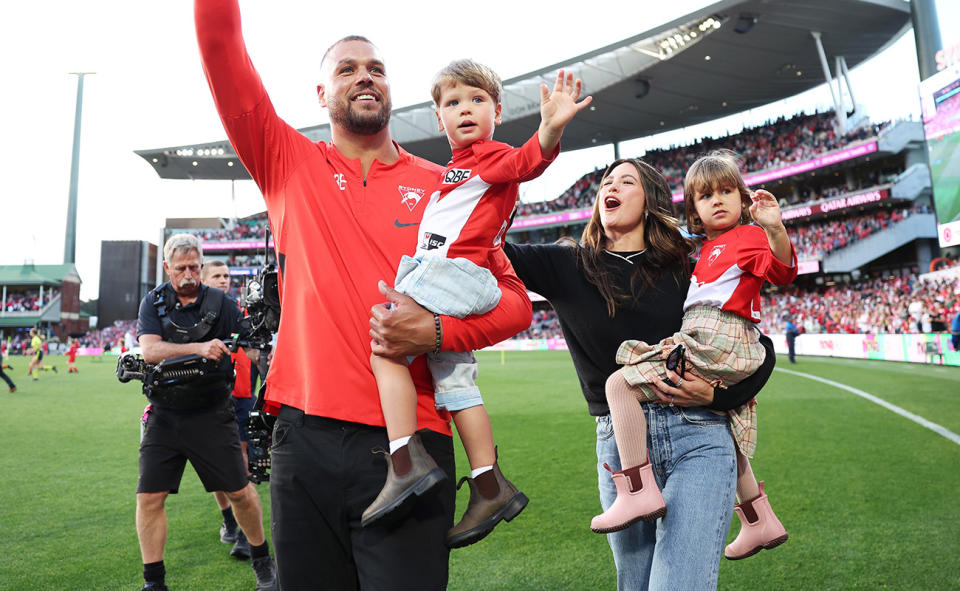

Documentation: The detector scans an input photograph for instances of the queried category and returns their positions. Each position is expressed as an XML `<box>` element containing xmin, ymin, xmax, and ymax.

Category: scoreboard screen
<box><xmin>920</xmin><ymin>62</ymin><xmax>960</xmax><ymax>246</ymax></box>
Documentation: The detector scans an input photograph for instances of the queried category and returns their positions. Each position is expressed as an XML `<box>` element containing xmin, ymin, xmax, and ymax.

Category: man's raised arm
<box><xmin>195</xmin><ymin>0</ymin><xmax>266</xmax><ymax>118</ymax></box>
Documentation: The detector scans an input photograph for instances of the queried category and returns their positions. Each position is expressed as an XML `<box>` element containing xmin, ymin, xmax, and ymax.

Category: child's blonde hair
<box><xmin>683</xmin><ymin>149</ymin><xmax>753</xmax><ymax>235</ymax></box>
<box><xmin>431</xmin><ymin>59</ymin><xmax>502</xmax><ymax>106</ymax></box>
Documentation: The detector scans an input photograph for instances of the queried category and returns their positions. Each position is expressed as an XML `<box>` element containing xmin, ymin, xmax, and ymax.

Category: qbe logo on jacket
<box><xmin>443</xmin><ymin>169</ymin><xmax>472</xmax><ymax>184</ymax></box>
<box><xmin>420</xmin><ymin>232</ymin><xmax>447</xmax><ymax>251</ymax></box>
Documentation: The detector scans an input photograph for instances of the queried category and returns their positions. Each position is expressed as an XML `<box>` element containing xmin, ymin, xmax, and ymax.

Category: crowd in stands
<box><xmin>508</xmin><ymin>269</ymin><xmax>958</xmax><ymax>341</ymax></box>
<box><xmin>76</xmin><ymin>319</ymin><xmax>138</xmax><ymax>350</ymax></box>
<box><xmin>513</xmin><ymin>308</ymin><xmax>564</xmax><ymax>340</ymax></box>
<box><xmin>760</xmin><ymin>273</ymin><xmax>959</xmax><ymax>336</ymax></box>
<box><xmin>516</xmin><ymin>111</ymin><xmax>891</xmax><ymax>219</ymax></box>
<box><xmin>2</xmin><ymin>289</ymin><xmax>60</xmax><ymax>312</ymax></box>
<box><xmin>787</xmin><ymin>205</ymin><xmax>931</xmax><ymax>260</ymax></box>
<box><xmin>173</xmin><ymin>212</ymin><xmax>270</xmax><ymax>243</ymax></box>
<box><xmin>224</xmin><ymin>254</ymin><xmax>262</xmax><ymax>267</ymax></box>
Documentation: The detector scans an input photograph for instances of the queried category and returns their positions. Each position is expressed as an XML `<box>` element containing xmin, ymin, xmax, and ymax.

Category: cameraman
<box><xmin>135</xmin><ymin>234</ymin><xmax>276</xmax><ymax>591</ymax></box>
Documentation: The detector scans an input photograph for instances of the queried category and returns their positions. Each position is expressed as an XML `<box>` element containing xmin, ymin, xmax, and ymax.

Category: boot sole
<box><xmin>446</xmin><ymin>491</ymin><xmax>529</xmax><ymax>549</ymax></box>
<box><xmin>361</xmin><ymin>467</ymin><xmax>447</xmax><ymax>528</ymax></box>
<box><xmin>725</xmin><ymin>532</ymin><xmax>789</xmax><ymax>560</ymax></box>
<box><xmin>590</xmin><ymin>506</ymin><xmax>666</xmax><ymax>534</ymax></box>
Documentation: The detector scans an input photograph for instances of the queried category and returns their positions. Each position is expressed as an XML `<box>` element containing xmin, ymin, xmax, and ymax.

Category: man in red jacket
<box><xmin>195</xmin><ymin>2</ymin><xmax>531</xmax><ymax>589</ymax></box>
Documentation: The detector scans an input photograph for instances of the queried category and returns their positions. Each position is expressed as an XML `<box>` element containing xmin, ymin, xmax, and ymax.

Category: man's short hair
<box><xmin>321</xmin><ymin>35</ymin><xmax>376</xmax><ymax>69</ymax></box>
<box><xmin>163</xmin><ymin>233</ymin><xmax>203</xmax><ymax>262</ymax></box>
<box><xmin>201</xmin><ymin>259</ymin><xmax>228</xmax><ymax>280</ymax></box>
<box><xmin>431</xmin><ymin>59</ymin><xmax>502</xmax><ymax>106</ymax></box>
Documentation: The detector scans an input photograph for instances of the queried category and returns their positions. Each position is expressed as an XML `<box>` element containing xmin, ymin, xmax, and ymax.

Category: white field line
<box><xmin>775</xmin><ymin>367</ymin><xmax>960</xmax><ymax>446</ymax></box>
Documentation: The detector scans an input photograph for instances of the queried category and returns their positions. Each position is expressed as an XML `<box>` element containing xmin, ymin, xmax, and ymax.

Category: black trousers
<box><xmin>0</xmin><ymin>365</ymin><xmax>14</xmax><ymax>389</ymax></box>
<box><xmin>270</xmin><ymin>406</ymin><xmax>456</xmax><ymax>591</ymax></box>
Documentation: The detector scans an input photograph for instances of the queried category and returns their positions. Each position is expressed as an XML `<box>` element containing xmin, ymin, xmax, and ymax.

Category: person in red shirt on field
<box><xmin>66</xmin><ymin>338</ymin><xmax>80</xmax><ymax>374</ymax></box>
<box><xmin>195</xmin><ymin>2</ymin><xmax>531</xmax><ymax>588</ymax></box>
<box><xmin>594</xmin><ymin>151</ymin><xmax>797</xmax><ymax>562</ymax></box>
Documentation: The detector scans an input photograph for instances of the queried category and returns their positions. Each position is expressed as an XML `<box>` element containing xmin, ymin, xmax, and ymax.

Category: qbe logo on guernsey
<box><xmin>443</xmin><ymin>168</ymin><xmax>472</xmax><ymax>184</ymax></box>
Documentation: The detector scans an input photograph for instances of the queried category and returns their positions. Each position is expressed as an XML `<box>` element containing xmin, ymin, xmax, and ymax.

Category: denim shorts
<box><xmin>395</xmin><ymin>254</ymin><xmax>500</xmax><ymax>410</ymax></box>
<box><xmin>394</xmin><ymin>254</ymin><xmax>501</xmax><ymax>318</ymax></box>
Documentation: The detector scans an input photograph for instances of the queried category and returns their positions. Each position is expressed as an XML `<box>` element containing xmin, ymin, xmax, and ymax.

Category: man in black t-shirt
<box><xmin>134</xmin><ymin>234</ymin><xmax>276</xmax><ymax>591</ymax></box>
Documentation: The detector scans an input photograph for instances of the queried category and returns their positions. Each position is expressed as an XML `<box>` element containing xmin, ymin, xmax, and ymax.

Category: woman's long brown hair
<box><xmin>560</xmin><ymin>158</ymin><xmax>694</xmax><ymax>317</ymax></box>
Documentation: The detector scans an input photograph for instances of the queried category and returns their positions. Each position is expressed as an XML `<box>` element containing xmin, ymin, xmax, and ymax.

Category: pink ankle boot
<box><xmin>590</xmin><ymin>461</ymin><xmax>666</xmax><ymax>533</ymax></box>
<box><xmin>725</xmin><ymin>481</ymin><xmax>789</xmax><ymax>560</ymax></box>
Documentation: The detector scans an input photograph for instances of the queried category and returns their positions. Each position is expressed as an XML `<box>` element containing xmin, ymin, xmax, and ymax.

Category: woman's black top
<box><xmin>503</xmin><ymin>241</ymin><xmax>775</xmax><ymax>416</ymax></box>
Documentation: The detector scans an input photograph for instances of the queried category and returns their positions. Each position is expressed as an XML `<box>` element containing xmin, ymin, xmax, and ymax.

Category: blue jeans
<box><xmin>596</xmin><ymin>405</ymin><xmax>737</xmax><ymax>591</ymax></box>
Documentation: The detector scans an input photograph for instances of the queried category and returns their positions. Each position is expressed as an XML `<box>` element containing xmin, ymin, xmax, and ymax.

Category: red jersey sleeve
<box><xmin>736</xmin><ymin>225</ymin><xmax>798</xmax><ymax>287</ymax></box>
<box><xmin>195</xmin><ymin>0</ymin><xmax>315</xmax><ymax>202</ymax></box>
<box><xmin>441</xmin><ymin>248</ymin><xmax>532</xmax><ymax>352</ymax></box>
<box><xmin>473</xmin><ymin>132</ymin><xmax>559</xmax><ymax>184</ymax></box>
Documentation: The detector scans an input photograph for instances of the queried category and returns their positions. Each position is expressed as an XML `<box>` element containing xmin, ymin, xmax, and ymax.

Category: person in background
<box><xmin>201</xmin><ymin>259</ymin><xmax>264</xmax><ymax>559</ymax></box>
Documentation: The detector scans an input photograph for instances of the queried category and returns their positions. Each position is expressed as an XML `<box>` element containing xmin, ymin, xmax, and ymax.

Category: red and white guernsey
<box><xmin>416</xmin><ymin>135</ymin><xmax>557</xmax><ymax>266</ymax></box>
<box><xmin>684</xmin><ymin>224</ymin><xmax>798</xmax><ymax>322</ymax></box>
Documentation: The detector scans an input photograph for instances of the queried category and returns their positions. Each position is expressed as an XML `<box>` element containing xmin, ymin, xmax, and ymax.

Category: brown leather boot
<box><xmin>361</xmin><ymin>431</ymin><xmax>446</xmax><ymax>528</ymax></box>
<box><xmin>446</xmin><ymin>456</ymin><xmax>529</xmax><ymax>549</ymax></box>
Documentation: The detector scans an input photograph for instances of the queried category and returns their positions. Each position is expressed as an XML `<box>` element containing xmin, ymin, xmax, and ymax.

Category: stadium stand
<box><xmin>0</xmin><ymin>264</ymin><xmax>87</xmax><ymax>342</ymax></box>
<box><xmin>150</xmin><ymin>109</ymin><xmax>950</xmax><ymax>347</ymax></box>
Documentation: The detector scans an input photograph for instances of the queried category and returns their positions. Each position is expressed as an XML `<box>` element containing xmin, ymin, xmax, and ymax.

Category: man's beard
<box><xmin>329</xmin><ymin>94</ymin><xmax>391</xmax><ymax>135</ymax></box>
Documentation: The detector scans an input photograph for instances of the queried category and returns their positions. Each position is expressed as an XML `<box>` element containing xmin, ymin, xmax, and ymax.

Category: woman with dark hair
<box><xmin>501</xmin><ymin>158</ymin><xmax>777</xmax><ymax>590</ymax></box>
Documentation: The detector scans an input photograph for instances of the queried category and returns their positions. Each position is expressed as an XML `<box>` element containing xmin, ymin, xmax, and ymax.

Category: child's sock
<box><xmin>470</xmin><ymin>465</ymin><xmax>493</xmax><ymax>479</ymax></box>
<box><xmin>388</xmin><ymin>436</ymin><xmax>411</xmax><ymax>454</ymax></box>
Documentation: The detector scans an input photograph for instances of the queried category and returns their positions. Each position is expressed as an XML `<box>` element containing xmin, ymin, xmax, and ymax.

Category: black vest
<box><xmin>144</xmin><ymin>284</ymin><xmax>235</xmax><ymax>409</ymax></box>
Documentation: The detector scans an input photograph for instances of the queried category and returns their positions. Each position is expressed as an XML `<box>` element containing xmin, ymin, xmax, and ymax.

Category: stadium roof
<box><xmin>0</xmin><ymin>264</ymin><xmax>80</xmax><ymax>286</ymax></box>
<box><xmin>136</xmin><ymin>0</ymin><xmax>911</xmax><ymax>181</ymax></box>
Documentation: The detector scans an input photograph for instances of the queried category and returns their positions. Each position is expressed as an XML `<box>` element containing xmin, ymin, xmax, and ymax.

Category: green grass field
<box><xmin>1</xmin><ymin>352</ymin><xmax>959</xmax><ymax>590</ymax></box>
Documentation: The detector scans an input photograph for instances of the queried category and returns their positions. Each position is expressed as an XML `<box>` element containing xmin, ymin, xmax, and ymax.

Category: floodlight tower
<box><xmin>64</xmin><ymin>72</ymin><xmax>95</xmax><ymax>264</ymax></box>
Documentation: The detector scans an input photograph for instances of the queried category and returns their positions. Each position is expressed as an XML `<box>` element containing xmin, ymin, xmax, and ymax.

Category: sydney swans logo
<box><xmin>398</xmin><ymin>185</ymin><xmax>425</xmax><ymax>211</ymax></box>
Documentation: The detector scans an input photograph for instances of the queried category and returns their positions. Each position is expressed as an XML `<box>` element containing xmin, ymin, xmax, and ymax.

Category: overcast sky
<box><xmin>0</xmin><ymin>0</ymin><xmax>951</xmax><ymax>301</ymax></box>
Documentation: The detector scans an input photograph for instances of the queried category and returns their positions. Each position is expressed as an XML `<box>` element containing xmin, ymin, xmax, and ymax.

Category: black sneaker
<box><xmin>251</xmin><ymin>555</ymin><xmax>278</xmax><ymax>591</ymax></box>
<box><xmin>230</xmin><ymin>529</ymin><xmax>251</xmax><ymax>560</ymax></box>
<box><xmin>141</xmin><ymin>583</ymin><xmax>169</xmax><ymax>591</ymax></box>
<box><xmin>51</xmin><ymin>366</ymin><xmax>58</xmax><ymax>373</ymax></box>
<box><xmin>219</xmin><ymin>520</ymin><xmax>238</xmax><ymax>544</ymax></box>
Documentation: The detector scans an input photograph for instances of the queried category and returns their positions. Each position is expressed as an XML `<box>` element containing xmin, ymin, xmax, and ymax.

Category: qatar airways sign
<box><xmin>781</xmin><ymin>189</ymin><xmax>890</xmax><ymax>221</ymax></box>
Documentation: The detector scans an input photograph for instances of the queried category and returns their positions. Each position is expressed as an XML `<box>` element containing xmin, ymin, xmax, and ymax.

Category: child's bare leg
<box><xmin>370</xmin><ymin>353</ymin><xmax>417</xmax><ymax>442</ymax></box>
<box><xmin>450</xmin><ymin>405</ymin><xmax>497</xmax><ymax>471</ymax></box>
<box><xmin>735</xmin><ymin>449</ymin><xmax>761</xmax><ymax>502</ymax></box>
<box><xmin>605</xmin><ymin>369</ymin><xmax>649</xmax><ymax>467</ymax></box>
